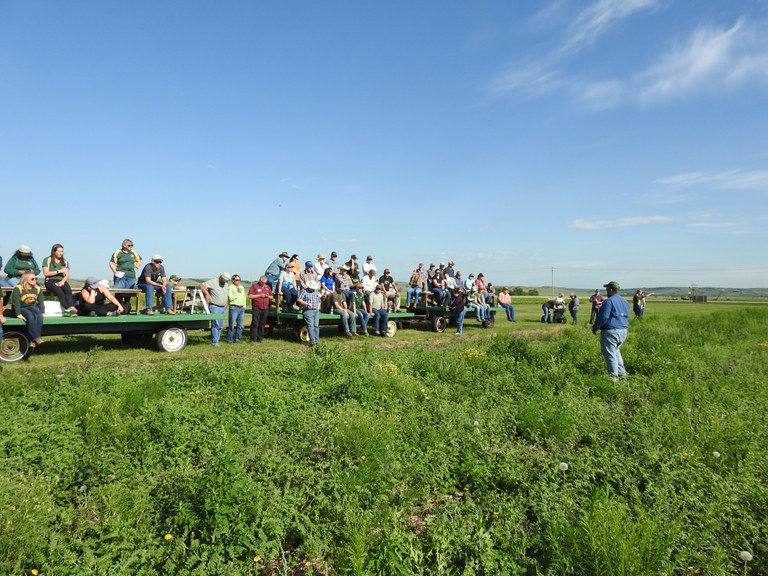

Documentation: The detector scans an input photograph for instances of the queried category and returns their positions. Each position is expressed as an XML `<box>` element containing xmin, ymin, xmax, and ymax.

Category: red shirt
<box><xmin>248</xmin><ymin>283</ymin><xmax>274</xmax><ymax>310</ymax></box>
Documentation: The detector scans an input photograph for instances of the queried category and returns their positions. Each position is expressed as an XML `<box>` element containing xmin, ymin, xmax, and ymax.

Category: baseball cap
<box><xmin>603</xmin><ymin>281</ymin><xmax>620</xmax><ymax>290</ymax></box>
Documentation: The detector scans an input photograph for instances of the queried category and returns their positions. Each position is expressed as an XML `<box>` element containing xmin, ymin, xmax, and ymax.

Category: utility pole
<box><xmin>551</xmin><ymin>266</ymin><xmax>555</xmax><ymax>298</ymax></box>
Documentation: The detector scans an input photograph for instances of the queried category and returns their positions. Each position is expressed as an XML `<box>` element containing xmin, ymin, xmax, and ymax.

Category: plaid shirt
<box><xmin>298</xmin><ymin>289</ymin><xmax>321</xmax><ymax>310</ymax></box>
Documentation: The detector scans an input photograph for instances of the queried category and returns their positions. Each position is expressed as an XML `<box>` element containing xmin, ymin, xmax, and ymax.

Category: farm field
<box><xmin>1</xmin><ymin>301</ymin><xmax>767</xmax><ymax>575</ymax></box>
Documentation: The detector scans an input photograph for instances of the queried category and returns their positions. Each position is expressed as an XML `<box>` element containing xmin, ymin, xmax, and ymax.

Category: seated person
<box><xmin>319</xmin><ymin>268</ymin><xmax>336</xmax><ymax>312</ymax></box>
<box><xmin>137</xmin><ymin>255</ymin><xmax>175</xmax><ymax>315</ymax></box>
<box><xmin>379</xmin><ymin>269</ymin><xmax>400</xmax><ymax>311</ymax></box>
<box><xmin>498</xmin><ymin>287</ymin><xmax>515</xmax><ymax>321</ymax></box>
<box><xmin>362</xmin><ymin>267</ymin><xmax>379</xmax><ymax>310</ymax></box>
<box><xmin>370</xmin><ymin>285</ymin><xmax>389</xmax><ymax>337</ymax></box>
<box><xmin>430</xmin><ymin>268</ymin><xmax>447</xmax><ymax>306</ymax></box>
<box><xmin>278</xmin><ymin>266</ymin><xmax>298</xmax><ymax>310</ymax></box>
<box><xmin>12</xmin><ymin>270</ymin><xmax>45</xmax><ymax>348</ymax></box>
<box><xmin>78</xmin><ymin>277</ymin><xmax>127</xmax><ymax>317</ymax></box>
<box><xmin>331</xmin><ymin>283</ymin><xmax>357</xmax><ymax>336</ymax></box>
<box><xmin>2</xmin><ymin>245</ymin><xmax>41</xmax><ymax>288</ymax></box>
<box><xmin>406</xmin><ymin>268</ymin><xmax>423</xmax><ymax>308</ymax></box>
<box><xmin>42</xmin><ymin>243</ymin><xmax>77</xmax><ymax>316</ymax></box>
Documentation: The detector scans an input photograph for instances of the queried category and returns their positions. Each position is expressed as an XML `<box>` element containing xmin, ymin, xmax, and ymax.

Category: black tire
<box><xmin>432</xmin><ymin>316</ymin><xmax>446</xmax><ymax>333</ymax></box>
<box><xmin>155</xmin><ymin>326</ymin><xmax>188</xmax><ymax>352</ymax></box>
<box><xmin>0</xmin><ymin>330</ymin><xmax>30</xmax><ymax>362</ymax></box>
<box><xmin>294</xmin><ymin>324</ymin><xmax>310</xmax><ymax>343</ymax></box>
<box><xmin>486</xmin><ymin>315</ymin><xmax>496</xmax><ymax>328</ymax></box>
<box><xmin>264</xmin><ymin>325</ymin><xmax>274</xmax><ymax>337</ymax></box>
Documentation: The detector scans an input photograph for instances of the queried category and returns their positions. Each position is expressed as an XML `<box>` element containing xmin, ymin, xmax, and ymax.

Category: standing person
<box><xmin>452</xmin><ymin>289</ymin><xmax>468</xmax><ymax>335</ymax></box>
<box><xmin>589</xmin><ymin>289</ymin><xmax>604</xmax><ymax>324</ymax></box>
<box><xmin>568</xmin><ymin>293</ymin><xmax>580</xmax><ymax>324</ymax></box>
<box><xmin>199</xmin><ymin>273</ymin><xmax>231</xmax><ymax>346</ymax></box>
<box><xmin>297</xmin><ymin>279</ymin><xmax>321</xmax><ymax>346</ymax></box>
<box><xmin>226</xmin><ymin>274</ymin><xmax>246</xmax><ymax>343</ymax></box>
<box><xmin>78</xmin><ymin>277</ymin><xmax>126</xmax><ymax>316</ymax></box>
<box><xmin>331</xmin><ymin>283</ymin><xmax>357</xmax><ymax>337</ymax></box>
<box><xmin>328</xmin><ymin>251</ymin><xmax>340</xmax><ymax>275</ymax></box>
<box><xmin>109</xmin><ymin>239</ymin><xmax>141</xmax><ymax>290</ymax></box>
<box><xmin>42</xmin><ymin>244</ymin><xmax>77</xmax><ymax>315</ymax></box>
<box><xmin>12</xmin><ymin>270</ymin><xmax>45</xmax><ymax>349</ymax></box>
<box><xmin>137</xmin><ymin>255</ymin><xmax>175</xmax><ymax>315</ymax></box>
<box><xmin>248</xmin><ymin>275</ymin><xmax>274</xmax><ymax>343</ymax></box>
<box><xmin>592</xmin><ymin>281</ymin><xmax>630</xmax><ymax>380</ymax></box>
<box><xmin>632</xmin><ymin>289</ymin><xmax>654</xmax><ymax>320</ymax></box>
<box><xmin>541</xmin><ymin>299</ymin><xmax>556</xmax><ymax>323</ymax></box>
<box><xmin>351</xmin><ymin>283</ymin><xmax>370</xmax><ymax>335</ymax></box>
<box><xmin>2</xmin><ymin>245</ymin><xmax>41</xmax><ymax>288</ymax></box>
<box><xmin>264</xmin><ymin>251</ymin><xmax>289</xmax><ymax>292</ymax></box>
<box><xmin>498</xmin><ymin>287</ymin><xmax>515</xmax><ymax>322</ymax></box>
<box><xmin>370</xmin><ymin>285</ymin><xmax>389</xmax><ymax>337</ymax></box>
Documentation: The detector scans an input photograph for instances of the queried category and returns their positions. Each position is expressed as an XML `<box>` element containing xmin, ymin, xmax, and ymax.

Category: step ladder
<box><xmin>186</xmin><ymin>287</ymin><xmax>210</xmax><ymax>314</ymax></box>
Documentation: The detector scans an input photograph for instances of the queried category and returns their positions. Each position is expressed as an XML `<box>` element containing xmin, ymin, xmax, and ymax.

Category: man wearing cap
<box><xmin>589</xmin><ymin>289</ymin><xmax>604</xmax><ymax>324</ymax></box>
<box><xmin>264</xmin><ymin>251</ymin><xmax>289</xmax><ymax>292</ymax></box>
<box><xmin>199</xmin><ymin>273</ymin><xmax>231</xmax><ymax>346</ymax></box>
<box><xmin>226</xmin><ymin>274</ymin><xmax>247</xmax><ymax>343</ymax></box>
<box><xmin>137</xmin><ymin>255</ymin><xmax>175</xmax><ymax>315</ymax></box>
<box><xmin>313</xmin><ymin>254</ymin><xmax>328</xmax><ymax>277</ymax></box>
<box><xmin>379</xmin><ymin>268</ymin><xmax>400</xmax><ymax>311</ymax></box>
<box><xmin>297</xmin><ymin>279</ymin><xmax>322</xmax><ymax>346</ymax></box>
<box><xmin>444</xmin><ymin>261</ymin><xmax>455</xmax><ymax>278</ymax></box>
<box><xmin>363</xmin><ymin>256</ymin><xmax>376</xmax><ymax>276</ymax></box>
<box><xmin>335</xmin><ymin>265</ymin><xmax>355</xmax><ymax>305</ymax></box>
<box><xmin>351</xmin><ymin>283</ymin><xmax>370</xmax><ymax>335</ymax></box>
<box><xmin>370</xmin><ymin>285</ymin><xmax>389</xmax><ymax>337</ymax></box>
<box><xmin>346</xmin><ymin>255</ymin><xmax>360</xmax><ymax>284</ymax></box>
<box><xmin>592</xmin><ymin>281</ymin><xmax>630</xmax><ymax>380</ymax></box>
<box><xmin>328</xmin><ymin>251</ymin><xmax>340</xmax><ymax>275</ymax></box>
<box><xmin>248</xmin><ymin>275</ymin><xmax>274</xmax><ymax>343</ymax></box>
<box><xmin>568</xmin><ymin>293</ymin><xmax>579</xmax><ymax>324</ymax></box>
<box><xmin>300</xmin><ymin>260</ymin><xmax>319</xmax><ymax>290</ymax></box>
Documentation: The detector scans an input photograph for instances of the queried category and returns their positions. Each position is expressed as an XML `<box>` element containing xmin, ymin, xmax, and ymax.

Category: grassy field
<box><xmin>1</xmin><ymin>301</ymin><xmax>767</xmax><ymax>575</ymax></box>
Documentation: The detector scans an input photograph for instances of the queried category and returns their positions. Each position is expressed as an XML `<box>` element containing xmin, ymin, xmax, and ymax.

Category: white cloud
<box><xmin>561</xmin><ymin>0</ymin><xmax>659</xmax><ymax>56</ymax></box>
<box><xmin>489</xmin><ymin>63</ymin><xmax>561</xmax><ymax>99</ymax></box>
<box><xmin>656</xmin><ymin>169</ymin><xmax>768</xmax><ymax>191</ymax></box>
<box><xmin>571</xmin><ymin>215</ymin><xmax>673</xmax><ymax>229</ymax></box>
<box><xmin>638</xmin><ymin>20</ymin><xmax>768</xmax><ymax>103</ymax></box>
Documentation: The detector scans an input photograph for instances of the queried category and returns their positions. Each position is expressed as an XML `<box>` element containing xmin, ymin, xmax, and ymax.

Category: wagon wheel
<box><xmin>432</xmin><ymin>316</ymin><xmax>446</xmax><ymax>333</ymax></box>
<box><xmin>294</xmin><ymin>324</ymin><xmax>310</xmax><ymax>343</ymax></box>
<box><xmin>0</xmin><ymin>330</ymin><xmax>30</xmax><ymax>362</ymax></box>
<box><xmin>385</xmin><ymin>320</ymin><xmax>398</xmax><ymax>338</ymax></box>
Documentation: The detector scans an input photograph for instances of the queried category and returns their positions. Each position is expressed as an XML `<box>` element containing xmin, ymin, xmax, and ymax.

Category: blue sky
<box><xmin>2</xmin><ymin>0</ymin><xmax>767</xmax><ymax>288</ymax></box>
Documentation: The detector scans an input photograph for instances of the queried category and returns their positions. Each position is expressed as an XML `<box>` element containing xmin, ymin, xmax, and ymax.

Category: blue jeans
<box><xmin>355</xmin><ymin>308</ymin><xmax>370</xmax><ymax>332</ymax></box>
<box><xmin>303</xmin><ymin>308</ymin><xmax>320</xmax><ymax>344</ymax></box>
<box><xmin>137</xmin><ymin>282</ymin><xmax>173</xmax><ymax>312</ymax></box>
<box><xmin>114</xmin><ymin>275</ymin><xmax>136</xmax><ymax>289</ymax></box>
<box><xmin>600</xmin><ymin>328</ymin><xmax>627</xmax><ymax>378</ymax></box>
<box><xmin>334</xmin><ymin>308</ymin><xmax>356</xmax><ymax>333</ymax></box>
<box><xmin>266</xmin><ymin>274</ymin><xmax>279</xmax><ymax>293</ymax></box>
<box><xmin>541</xmin><ymin>304</ymin><xmax>550</xmax><ymax>323</ymax></box>
<box><xmin>406</xmin><ymin>287</ymin><xmax>421</xmax><ymax>306</ymax></box>
<box><xmin>21</xmin><ymin>307</ymin><xmax>44</xmax><ymax>341</ymax></box>
<box><xmin>227</xmin><ymin>306</ymin><xmax>244</xmax><ymax>342</ymax></box>
<box><xmin>281</xmin><ymin>284</ymin><xmax>297</xmax><ymax>307</ymax></box>
<box><xmin>372</xmin><ymin>309</ymin><xmax>389</xmax><ymax>332</ymax></box>
<box><xmin>0</xmin><ymin>277</ymin><xmax>18</xmax><ymax>288</ymax></box>
<box><xmin>501</xmin><ymin>303</ymin><xmax>515</xmax><ymax>321</ymax></box>
<box><xmin>471</xmin><ymin>303</ymin><xmax>485</xmax><ymax>321</ymax></box>
<box><xmin>455</xmin><ymin>308</ymin><xmax>468</xmax><ymax>333</ymax></box>
<box><xmin>208</xmin><ymin>304</ymin><xmax>225</xmax><ymax>344</ymax></box>
<box><xmin>431</xmin><ymin>287</ymin><xmax>446</xmax><ymax>306</ymax></box>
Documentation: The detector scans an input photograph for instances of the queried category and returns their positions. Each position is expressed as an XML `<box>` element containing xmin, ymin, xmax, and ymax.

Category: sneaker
<box><xmin>88</xmin><ymin>311</ymin><xmax>97</xmax><ymax>317</ymax></box>
<box><xmin>106</xmin><ymin>311</ymin><xmax>117</xmax><ymax>317</ymax></box>
<box><xmin>34</xmin><ymin>337</ymin><xmax>45</xmax><ymax>345</ymax></box>
<box><xmin>164</xmin><ymin>309</ymin><xmax>176</xmax><ymax>315</ymax></box>
<box><xmin>145</xmin><ymin>310</ymin><xmax>155</xmax><ymax>315</ymax></box>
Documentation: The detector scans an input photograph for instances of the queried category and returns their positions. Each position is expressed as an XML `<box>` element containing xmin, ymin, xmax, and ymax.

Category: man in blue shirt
<box><xmin>592</xmin><ymin>280</ymin><xmax>630</xmax><ymax>379</ymax></box>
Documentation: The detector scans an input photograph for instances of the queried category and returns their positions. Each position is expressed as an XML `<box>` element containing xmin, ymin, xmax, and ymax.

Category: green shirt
<box><xmin>12</xmin><ymin>284</ymin><xmax>44</xmax><ymax>316</ymax></box>
<box><xmin>111</xmin><ymin>250</ymin><xmax>141</xmax><ymax>279</ymax></box>
<box><xmin>42</xmin><ymin>256</ymin><xmax>69</xmax><ymax>282</ymax></box>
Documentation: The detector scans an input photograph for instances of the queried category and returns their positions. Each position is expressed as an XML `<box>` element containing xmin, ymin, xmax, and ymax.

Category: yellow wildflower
<box><xmin>164</xmin><ymin>533</ymin><xmax>172</xmax><ymax>540</ymax></box>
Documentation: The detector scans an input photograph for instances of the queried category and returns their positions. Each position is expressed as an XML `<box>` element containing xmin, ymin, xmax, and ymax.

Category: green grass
<box><xmin>1</xmin><ymin>303</ymin><xmax>767</xmax><ymax>575</ymax></box>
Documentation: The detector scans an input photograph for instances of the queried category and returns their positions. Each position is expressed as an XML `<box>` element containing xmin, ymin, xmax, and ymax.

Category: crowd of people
<box><xmin>1</xmin><ymin>243</ymin><xmax>638</xmax><ymax>379</ymax></box>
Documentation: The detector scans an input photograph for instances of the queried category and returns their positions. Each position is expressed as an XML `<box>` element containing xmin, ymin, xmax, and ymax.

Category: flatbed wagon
<box><xmin>264</xmin><ymin>309</ymin><xmax>415</xmax><ymax>342</ymax></box>
<box><xmin>403</xmin><ymin>302</ymin><xmax>503</xmax><ymax>332</ymax></box>
<box><xmin>0</xmin><ymin>312</ymin><xmax>224</xmax><ymax>362</ymax></box>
